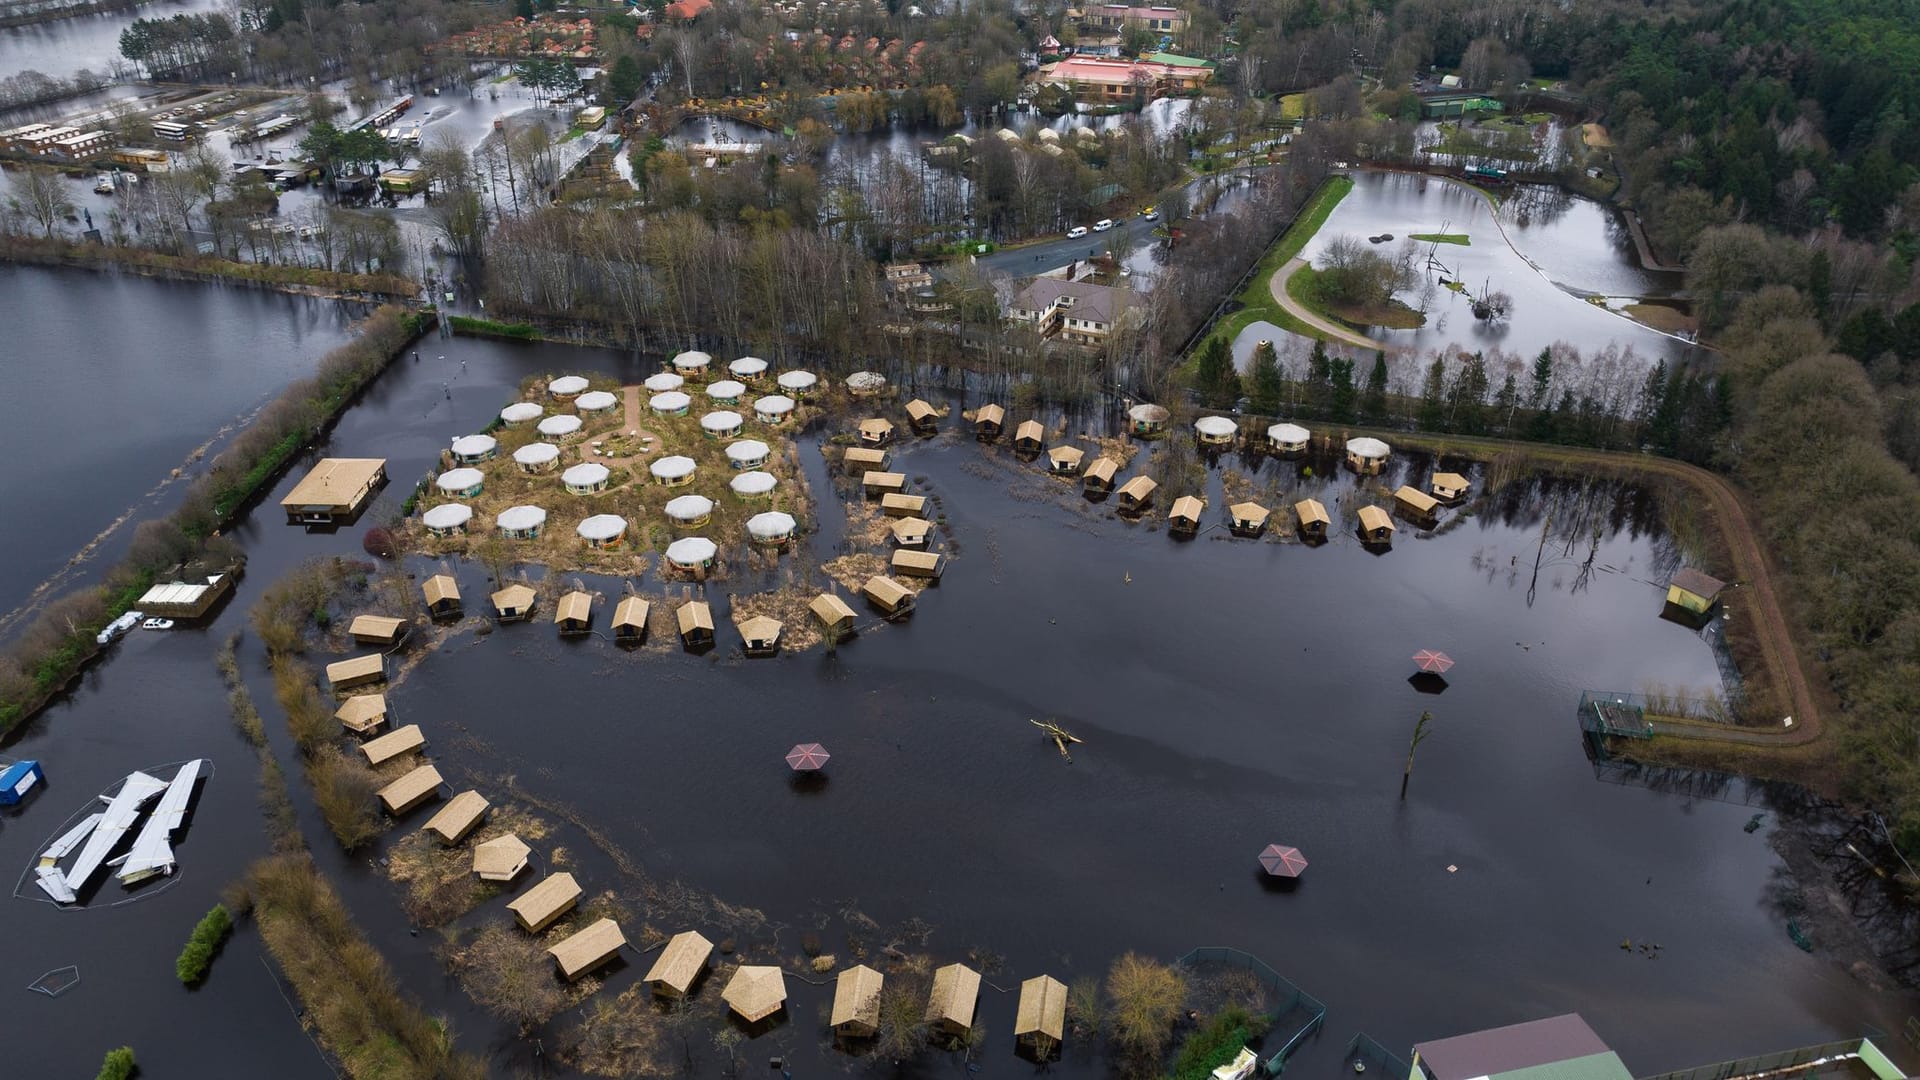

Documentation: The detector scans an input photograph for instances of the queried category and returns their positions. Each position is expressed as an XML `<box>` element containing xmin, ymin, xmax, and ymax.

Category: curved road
<box><xmin>1268</xmin><ymin>256</ymin><xmax>1386</xmax><ymax>352</ymax></box>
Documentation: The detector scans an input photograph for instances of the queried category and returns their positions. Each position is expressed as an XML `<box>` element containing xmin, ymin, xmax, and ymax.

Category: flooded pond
<box><xmin>0</xmin><ymin>0</ymin><xmax>223</xmax><ymax>80</ymax></box>
<box><xmin>3</xmin><ymin>303</ymin><xmax>1909</xmax><ymax>1077</ymax></box>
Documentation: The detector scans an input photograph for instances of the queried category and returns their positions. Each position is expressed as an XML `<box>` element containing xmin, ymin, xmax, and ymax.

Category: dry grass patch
<box><xmin>821</xmin><ymin>553</ymin><xmax>889</xmax><ymax>593</ymax></box>
<box><xmin>728</xmin><ymin>581</ymin><xmax>827</xmax><ymax>652</ymax></box>
<box><xmin>385</xmin><ymin>806</ymin><xmax>550</xmax><ymax>927</ymax></box>
<box><xmin>561</xmin><ymin>983</ymin><xmax>672</xmax><ymax>1077</ymax></box>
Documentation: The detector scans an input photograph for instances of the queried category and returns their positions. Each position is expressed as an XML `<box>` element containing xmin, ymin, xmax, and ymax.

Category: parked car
<box><xmin>1066</xmin><ymin>225</ymin><xmax>1088</xmax><ymax>238</ymax></box>
<box><xmin>1141</xmin><ymin>206</ymin><xmax>1158</xmax><ymax>220</ymax></box>
<box><xmin>141</xmin><ymin>618</ymin><xmax>174</xmax><ymax>631</ymax></box>
<box><xmin>1092</xmin><ymin>218</ymin><xmax>1114</xmax><ymax>231</ymax></box>
<box><xmin>96</xmin><ymin>611</ymin><xmax>142</xmax><ymax>646</ymax></box>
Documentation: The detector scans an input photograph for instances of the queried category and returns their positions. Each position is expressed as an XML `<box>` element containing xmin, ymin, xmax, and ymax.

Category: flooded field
<box><xmin>3</xmin><ymin>310</ymin><xmax>1910</xmax><ymax>1077</ymax></box>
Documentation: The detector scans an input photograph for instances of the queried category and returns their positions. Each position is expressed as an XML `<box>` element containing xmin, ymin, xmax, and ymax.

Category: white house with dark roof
<box><xmin>1007</xmin><ymin>277</ymin><xmax>1138</xmax><ymax>346</ymax></box>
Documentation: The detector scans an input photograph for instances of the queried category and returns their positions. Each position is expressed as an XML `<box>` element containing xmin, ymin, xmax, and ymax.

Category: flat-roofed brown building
<box><xmin>550</xmin><ymin>918</ymin><xmax>625</xmax><ymax>981</ymax></box>
<box><xmin>281</xmin><ymin>458</ymin><xmax>387</xmax><ymax>525</ymax></box>
<box><xmin>508</xmin><ymin>871</ymin><xmax>582</xmax><ymax>933</ymax></box>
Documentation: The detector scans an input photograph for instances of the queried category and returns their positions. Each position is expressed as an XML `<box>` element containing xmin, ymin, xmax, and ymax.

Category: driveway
<box><xmin>1268</xmin><ymin>257</ymin><xmax>1385</xmax><ymax>352</ymax></box>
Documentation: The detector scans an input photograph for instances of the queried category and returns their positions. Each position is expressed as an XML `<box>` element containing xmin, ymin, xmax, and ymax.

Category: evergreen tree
<box><xmin>1361</xmin><ymin>351</ymin><xmax>1389</xmax><ymax>422</ymax></box>
<box><xmin>1329</xmin><ymin>359</ymin><xmax>1356</xmax><ymax>421</ymax></box>
<box><xmin>1248</xmin><ymin>339</ymin><xmax>1284</xmax><ymax>416</ymax></box>
<box><xmin>1636</xmin><ymin>359</ymin><xmax>1669</xmax><ymax>447</ymax></box>
<box><xmin>1526</xmin><ymin>348</ymin><xmax>1553</xmax><ymax>411</ymax></box>
<box><xmin>1449</xmin><ymin>353</ymin><xmax>1490</xmax><ymax>434</ymax></box>
<box><xmin>1493</xmin><ymin>373</ymin><xmax>1519</xmax><ymax>434</ymax></box>
<box><xmin>1306</xmin><ymin>340</ymin><xmax>1332</xmax><ymax>416</ymax></box>
<box><xmin>1418</xmin><ymin>357</ymin><xmax>1447</xmax><ymax>432</ymax></box>
<box><xmin>1193</xmin><ymin>336</ymin><xmax>1239</xmax><ymax>408</ymax></box>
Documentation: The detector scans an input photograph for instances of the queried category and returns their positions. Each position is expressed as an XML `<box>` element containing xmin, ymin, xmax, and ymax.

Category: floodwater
<box><xmin>0</xmin><ymin>266</ymin><xmax>357</xmax><ymax>625</ymax></box>
<box><xmin>1499</xmin><ymin>185</ymin><xmax>1683</xmax><ymax>299</ymax></box>
<box><xmin>3</xmin><ymin>303</ymin><xmax>1912</xmax><ymax>1077</ymax></box>
<box><xmin>1288</xmin><ymin>170</ymin><xmax>1701</xmax><ymax>365</ymax></box>
<box><xmin>0</xmin><ymin>0</ymin><xmax>224</xmax><ymax>80</ymax></box>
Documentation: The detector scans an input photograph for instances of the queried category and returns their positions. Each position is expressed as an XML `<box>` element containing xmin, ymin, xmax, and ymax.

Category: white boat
<box><xmin>1211</xmin><ymin>1047</ymin><xmax>1259</xmax><ymax>1080</ymax></box>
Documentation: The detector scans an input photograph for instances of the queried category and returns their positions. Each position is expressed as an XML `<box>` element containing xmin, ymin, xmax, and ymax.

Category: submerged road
<box><xmin>1268</xmin><ymin>256</ymin><xmax>1385</xmax><ymax>352</ymax></box>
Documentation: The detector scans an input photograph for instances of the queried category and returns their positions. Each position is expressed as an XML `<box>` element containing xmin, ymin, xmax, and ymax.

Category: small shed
<box><xmin>891</xmin><ymin>550</ymin><xmax>944</xmax><ymax>579</ymax></box>
<box><xmin>671</xmin><ymin>350</ymin><xmax>712</xmax><ymax>377</ymax></box>
<box><xmin>700</xmin><ymin>410</ymin><xmax>744</xmax><ymax>439</ymax></box>
<box><xmin>554</xmin><ymin>590</ymin><xmax>594</xmax><ymax>635</ymax></box>
<box><xmin>473</xmin><ymin>833</ymin><xmax>532</xmax><ymax>882</ymax></box>
<box><xmin>422</xmin><ymin>503</ymin><xmax>473</xmax><ymax>536</ymax></box>
<box><xmin>513</xmin><ymin>442</ymin><xmax>560</xmax><ymax>473</ymax></box>
<box><xmin>726</xmin><ymin>439</ymin><xmax>771</xmax><ymax>470</ymax></box>
<box><xmin>572</xmin><ymin>511</ymin><xmax>625</xmax><ymax>545</ymax></box>
<box><xmin>450</xmin><ymin>434</ymin><xmax>498</xmax><ymax>464</ymax></box>
<box><xmin>906</xmin><ymin>398</ymin><xmax>939</xmax><ymax>432</ymax></box>
<box><xmin>747</xmin><ymin>511</ymin><xmax>797</xmax><ymax>546</ymax></box>
<box><xmin>1394</xmin><ymin>484</ymin><xmax>1439</xmax><ymax>524</ymax></box>
<box><xmin>842</xmin><ymin>447</ymin><xmax>890</xmax><ymax>473</ymax></box>
<box><xmin>612</xmin><ymin>596</ymin><xmax>651</xmax><ymax>643</ymax></box>
<box><xmin>562</xmin><ymin>462</ymin><xmax>611</xmax><ymax>494</ymax></box>
<box><xmin>731</xmin><ymin>471</ymin><xmax>778</xmax><ymax>498</ymax></box>
<box><xmin>645</xmin><ymin>371</ymin><xmax>685</xmax><ymax>394</ymax></box>
<box><xmin>1194</xmin><ymin>415</ymin><xmax>1238</xmax><ymax>447</ymax></box>
<box><xmin>974</xmin><ymin>403</ymin><xmax>1006</xmax><ymax>440</ymax></box>
<box><xmin>811</xmin><ymin>593</ymin><xmax>857</xmax><ymax>641</ymax></box>
<box><xmin>880</xmin><ymin>493</ymin><xmax>926</xmax><ymax>517</ymax></box>
<box><xmin>492</xmin><ymin>583</ymin><xmax>538</xmax><ymax>621</ymax></box>
<box><xmin>645</xmin><ymin>930</ymin><xmax>714</xmax><ymax>998</ymax></box>
<box><xmin>1357</xmin><ymin>505</ymin><xmax>1396</xmax><ymax>545</ymax></box>
<box><xmin>723</xmin><ymin>965</ymin><xmax>788</xmax><ymax>1023</ymax></box>
<box><xmin>500</xmin><ymin>401</ymin><xmax>544</xmax><ymax>426</ymax></box>
<box><xmin>1116</xmin><ymin>475</ymin><xmax>1158</xmax><ymax>513</ymax></box>
<box><xmin>423</xmin><ymin>574</ymin><xmax>461</xmax><ymax>618</ymax></box>
<box><xmin>926</xmin><ymin>963</ymin><xmax>981</xmax><ymax>1036</ymax></box>
<box><xmin>1169</xmin><ymin>495</ymin><xmax>1205</xmax><ymax>535</ymax></box>
<box><xmin>890</xmin><ymin>516</ymin><xmax>933</xmax><ymax>547</ymax></box>
<box><xmin>1047</xmin><ymin>445</ymin><xmax>1085</xmax><ymax>475</ymax></box>
<box><xmin>1013</xmin><ymin>419</ymin><xmax>1046</xmax><ymax>454</ymax></box>
<box><xmin>1268</xmin><ymin>422</ymin><xmax>1311</xmax><ymax>454</ymax></box>
<box><xmin>1230</xmin><ymin>501</ymin><xmax>1270</xmax><ymax>535</ymax></box>
<box><xmin>538</xmin><ymin>414</ymin><xmax>584</xmax><ymax>441</ymax></box>
<box><xmin>729</xmin><ymin>356</ymin><xmax>768</xmax><ymax>382</ymax></box>
<box><xmin>1295</xmin><ymin>498</ymin><xmax>1330</xmax><ymax>540</ymax></box>
<box><xmin>326</xmin><ymin>653</ymin><xmax>385</xmax><ymax>691</ymax></box>
<box><xmin>863</xmin><ymin>576</ymin><xmax>915</xmax><ymax>619</ymax></box>
<box><xmin>832</xmin><ymin>964</ymin><xmax>885</xmax><ymax>1038</ymax></box>
<box><xmin>862</xmin><ymin>471</ymin><xmax>907</xmax><ymax>495</ymax></box>
<box><xmin>1667</xmin><ymin>568</ymin><xmax>1726</xmax><ymax>616</ymax></box>
<box><xmin>0</xmin><ymin>760</ymin><xmax>44</xmax><ymax>806</ymax></box>
<box><xmin>676</xmin><ymin>600</ymin><xmax>715</xmax><ymax>646</ymax></box>
<box><xmin>666</xmin><ymin>494</ymin><xmax>715</xmax><ymax>527</ymax></box>
<box><xmin>550</xmin><ymin>918</ymin><xmax>626</xmax><ymax>982</ymax></box>
<box><xmin>754</xmin><ymin>394</ymin><xmax>796</xmax><ymax>424</ymax></box>
<box><xmin>360</xmin><ymin>723</ymin><xmax>425</xmax><ymax>766</ymax></box>
<box><xmin>1015</xmin><ymin>974</ymin><xmax>1067</xmax><ymax>1054</ymax></box>
<box><xmin>1128</xmin><ymin>403</ymin><xmax>1170</xmax><ymax>437</ymax></box>
<box><xmin>435</xmin><ymin>468</ymin><xmax>484</xmax><ymax>498</ymax></box>
<box><xmin>738</xmin><ymin>615</ymin><xmax>783</xmax><ymax>656</ymax></box>
<box><xmin>507</xmin><ymin>871</ymin><xmax>582</xmax><ymax>933</ymax></box>
<box><xmin>665</xmin><ymin>537</ymin><xmax>717</xmax><ymax>576</ymax></box>
<box><xmin>1084</xmin><ymin>457</ymin><xmax>1120</xmax><ymax>493</ymax></box>
<box><xmin>1345</xmin><ymin>436</ymin><xmax>1391</xmax><ymax>474</ymax></box>
<box><xmin>423</xmin><ymin>790</ymin><xmax>490</xmax><ymax>845</ymax></box>
<box><xmin>651</xmin><ymin>455</ymin><xmax>697</xmax><ymax>487</ymax></box>
<box><xmin>846</xmin><ymin>370</ymin><xmax>888</xmax><ymax>396</ymax></box>
<box><xmin>349</xmin><ymin>614</ymin><xmax>406</xmax><ymax>646</ymax></box>
<box><xmin>548</xmin><ymin>375</ymin><xmax>589</xmax><ymax>398</ymax></box>
<box><xmin>334</xmin><ymin>693</ymin><xmax>388</xmax><ymax>734</ymax></box>
<box><xmin>1431</xmin><ymin>471</ymin><xmax>1471</xmax><ymax>503</ymax></box>
<box><xmin>378</xmin><ymin>764</ymin><xmax>443</xmax><ymax>815</ymax></box>
<box><xmin>497</xmin><ymin>505</ymin><xmax>548</xmax><ymax>539</ymax></box>
<box><xmin>575</xmin><ymin>389</ymin><xmax>619</xmax><ymax>416</ymax></box>
<box><xmin>777</xmin><ymin>370</ymin><xmax>818</xmax><ymax>396</ymax></box>
<box><xmin>859</xmin><ymin>417</ymin><xmax>895</xmax><ymax>446</ymax></box>
<box><xmin>650</xmin><ymin>391</ymin><xmax>692</xmax><ymax>417</ymax></box>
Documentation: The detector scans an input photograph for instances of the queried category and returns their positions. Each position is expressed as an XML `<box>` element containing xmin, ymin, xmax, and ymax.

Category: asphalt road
<box><xmin>972</xmin><ymin>214</ymin><xmax>1160</xmax><ymax>276</ymax></box>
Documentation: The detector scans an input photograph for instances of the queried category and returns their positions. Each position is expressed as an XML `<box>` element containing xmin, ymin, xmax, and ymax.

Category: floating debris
<box><xmin>28</xmin><ymin>966</ymin><xmax>80</xmax><ymax>997</ymax></box>
<box><xmin>1744</xmin><ymin>813</ymin><xmax>1765</xmax><ymax>833</ymax></box>
<box><xmin>1030</xmin><ymin>719</ymin><xmax>1082</xmax><ymax>763</ymax></box>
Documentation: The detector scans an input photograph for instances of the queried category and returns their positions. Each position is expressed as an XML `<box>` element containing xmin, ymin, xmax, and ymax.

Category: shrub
<box><xmin>94</xmin><ymin>1047</ymin><xmax>135</xmax><ymax>1080</ymax></box>
<box><xmin>1170</xmin><ymin>1005</ymin><xmax>1254</xmax><ymax>1080</ymax></box>
<box><xmin>1105</xmin><ymin>952</ymin><xmax>1187</xmax><ymax>1061</ymax></box>
<box><xmin>177</xmin><ymin>904</ymin><xmax>235</xmax><ymax>985</ymax></box>
<box><xmin>308</xmin><ymin>748</ymin><xmax>384</xmax><ymax>850</ymax></box>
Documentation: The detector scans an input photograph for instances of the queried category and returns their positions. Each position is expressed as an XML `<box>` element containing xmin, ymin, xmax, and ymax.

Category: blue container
<box><xmin>0</xmin><ymin>759</ymin><xmax>44</xmax><ymax>805</ymax></box>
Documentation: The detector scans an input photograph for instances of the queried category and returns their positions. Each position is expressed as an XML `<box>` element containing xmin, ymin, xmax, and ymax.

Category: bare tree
<box><xmin>6</xmin><ymin>164</ymin><xmax>74</xmax><ymax>237</ymax></box>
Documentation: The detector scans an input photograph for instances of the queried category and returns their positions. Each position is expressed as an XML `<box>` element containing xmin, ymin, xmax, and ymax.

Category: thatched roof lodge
<box><xmin>349</xmin><ymin>614</ymin><xmax>406</xmax><ymax>646</ymax></box>
<box><xmin>1431</xmin><ymin>471</ymin><xmax>1471</xmax><ymax>503</ymax></box>
<box><xmin>645</xmin><ymin>930</ymin><xmax>714</xmax><ymax>998</ymax></box>
<box><xmin>423</xmin><ymin>574</ymin><xmax>461</xmax><ymax>618</ymax></box>
<box><xmin>492</xmin><ymin>583</ymin><xmax>537</xmax><ymax>621</ymax></box>
<box><xmin>1015</xmin><ymin>974</ymin><xmax>1067</xmax><ymax>1053</ymax></box>
<box><xmin>731</xmin><ymin>471</ymin><xmax>778</xmax><ymax>498</ymax></box>
<box><xmin>671</xmin><ymin>349</ymin><xmax>713</xmax><ymax>377</ymax></box>
<box><xmin>513</xmin><ymin>442</ymin><xmax>560</xmax><ymax>473</ymax></box>
<box><xmin>676</xmin><ymin>600</ymin><xmax>715</xmax><ymax>646</ymax></box>
<box><xmin>378</xmin><ymin>764</ymin><xmax>442</xmax><ymax>815</ymax></box>
<box><xmin>862</xmin><ymin>470</ymin><xmax>907</xmax><ymax>495</ymax></box>
<box><xmin>422</xmin><ymin>503</ymin><xmax>473</xmax><ymax>536</ymax></box>
<box><xmin>1357</xmin><ymin>504</ymin><xmax>1396</xmax><ymax>545</ymax></box>
<box><xmin>550</xmin><ymin>918</ymin><xmax>626</xmax><ymax>982</ymax></box>
<box><xmin>326</xmin><ymin>653</ymin><xmax>385</xmax><ymax>692</ymax></box>
<box><xmin>450</xmin><ymin>433</ymin><xmax>497</xmax><ymax>464</ymax></box>
<box><xmin>666</xmin><ymin>494</ymin><xmax>715</xmax><ymax>527</ymax></box>
<box><xmin>1295</xmin><ymin>498</ymin><xmax>1331</xmax><ymax>539</ymax></box>
<box><xmin>360</xmin><ymin>723</ymin><xmax>424</xmax><ymax>766</ymax></box>
<box><xmin>926</xmin><ymin>963</ymin><xmax>981</xmax><ymax>1036</ymax></box>
<box><xmin>1194</xmin><ymin>415</ymin><xmax>1238</xmax><ymax>447</ymax></box>
<box><xmin>1268</xmin><ymin>422</ymin><xmax>1311</xmax><ymax>454</ymax></box>
<box><xmin>548</xmin><ymin>375</ymin><xmax>589</xmax><ymax>398</ymax></box>
<box><xmin>1047</xmin><ymin>445</ymin><xmax>1085</xmax><ymax>475</ymax></box>
<box><xmin>1116</xmin><ymin>475</ymin><xmax>1158</xmax><ymax>513</ymax></box>
<box><xmin>1229</xmin><ymin>501</ymin><xmax>1270</xmax><ymax>535</ymax></box>
<box><xmin>1169</xmin><ymin>495</ymin><xmax>1205</xmax><ymax>535</ymax></box>
<box><xmin>811</xmin><ymin>593</ymin><xmax>857</xmax><ymax>641</ymax></box>
<box><xmin>563</xmin><ymin>462</ymin><xmax>611</xmax><ymax>494</ymax></box>
<box><xmin>1128</xmin><ymin>403</ymin><xmax>1169</xmax><ymax>436</ymax></box>
<box><xmin>497</xmin><ymin>504</ymin><xmax>547</xmax><ymax>539</ymax></box>
<box><xmin>975</xmin><ymin>403</ymin><xmax>1006</xmax><ymax>440</ymax></box>
<box><xmin>754</xmin><ymin>394</ymin><xmax>795</xmax><ymax>425</ymax></box>
<box><xmin>747</xmin><ymin>511</ymin><xmax>797</xmax><ymax>546</ymax></box>
<box><xmin>651</xmin><ymin>455</ymin><xmax>697</xmax><ymax>487</ymax></box>
<box><xmin>891</xmin><ymin>549</ymin><xmax>944</xmax><ymax>579</ymax></box>
<box><xmin>472</xmin><ymin>833</ymin><xmax>532</xmax><ymax>882</ymax></box>
<box><xmin>881</xmin><ymin>492</ymin><xmax>926</xmax><ymax>517</ymax></box>
<box><xmin>842</xmin><ymin>446</ymin><xmax>889</xmax><ymax>473</ymax></box>
<box><xmin>645</xmin><ymin>372</ymin><xmax>684</xmax><ymax>393</ymax></box>
<box><xmin>906</xmin><ymin>398</ymin><xmax>938</xmax><ymax>432</ymax></box>
<box><xmin>554</xmin><ymin>590</ymin><xmax>594</xmax><ymax>635</ymax></box>
<box><xmin>508</xmin><ymin>871</ymin><xmax>582</xmax><ymax>933</ymax></box>
<box><xmin>863</xmin><ymin>576</ymin><xmax>915</xmax><ymax>619</ymax></box>
<box><xmin>738</xmin><ymin>615</ymin><xmax>782</xmax><ymax>656</ymax></box>
<box><xmin>612</xmin><ymin>596</ymin><xmax>650</xmax><ymax>643</ymax></box>
<box><xmin>281</xmin><ymin>457</ymin><xmax>387</xmax><ymax>525</ymax></box>
<box><xmin>1394</xmin><ymin>484</ymin><xmax>1439</xmax><ymax>524</ymax></box>
<box><xmin>334</xmin><ymin>693</ymin><xmax>388</xmax><ymax>734</ymax></box>
<box><xmin>435</xmin><ymin>467</ymin><xmax>484</xmax><ymax>499</ymax></box>
<box><xmin>665</xmin><ymin>536</ymin><xmax>717</xmax><ymax>577</ymax></box>
<box><xmin>1345</xmin><ymin>435</ymin><xmax>1390</xmax><ymax>474</ymax></box>
<box><xmin>500</xmin><ymin>401</ymin><xmax>543</xmax><ymax>426</ymax></box>
<box><xmin>859</xmin><ymin>417</ymin><xmax>895</xmax><ymax>446</ymax></box>
<box><xmin>891</xmin><ymin>516</ymin><xmax>932</xmax><ymax>547</ymax></box>
<box><xmin>832</xmin><ymin>964</ymin><xmax>885</xmax><ymax>1038</ymax></box>
<box><xmin>724</xmin><ymin>965</ymin><xmax>788</xmax><ymax>1023</ymax></box>
<box><xmin>1014</xmin><ymin>419</ymin><xmax>1045</xmax><ymax>453</ymax></box>
<box><xmin>423</xmin><ymin>790</ymin><xmax>489</xmax><ymax>845</ymax></box>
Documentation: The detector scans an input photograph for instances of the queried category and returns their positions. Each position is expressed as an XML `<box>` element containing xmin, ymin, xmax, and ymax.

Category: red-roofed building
<box><xmin>1033</xmin><ymin>55</ymin><xmax>1212</xmax><ymax>102</ymax></box>
<box><xmin>665</xmin><ymin>0</ymin><xmax>710</xmax><ymax>20</ymax></box>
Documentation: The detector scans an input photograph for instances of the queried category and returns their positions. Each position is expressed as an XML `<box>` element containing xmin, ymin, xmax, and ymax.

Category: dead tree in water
<box><xmin>1401</xmin><ymin>710</ymin><xmax>1433</xmax><ymax>800</ymax></box>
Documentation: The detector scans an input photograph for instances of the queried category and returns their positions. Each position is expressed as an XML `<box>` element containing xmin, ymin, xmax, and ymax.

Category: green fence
<box><xmin>1178</xmin><ymin>947</ymin><xmax>1326</xmax><ymax>1073</ymax></box>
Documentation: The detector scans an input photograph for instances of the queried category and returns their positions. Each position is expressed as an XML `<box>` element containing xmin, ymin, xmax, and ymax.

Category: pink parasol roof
<box><xmin>1412</xmin><ymin>649</ymin><xmax>1455</xmax><ymax>673</ymax></box>
<box><xmin>1258</xmin><ymin>844</ymin><xmax>1308</xmax><ymax>877</ymax></box>
<box><xmin>785</xmin><ymin>743</ymin><xmax>831</xmax><ymax>771</ymax></box>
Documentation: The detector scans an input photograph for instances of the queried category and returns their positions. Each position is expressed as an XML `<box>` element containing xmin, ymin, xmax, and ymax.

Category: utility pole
<box><xmin>1401</xmin><ymin>710</ymin><xmax>1433</xmax><ymax>800</ymax></box>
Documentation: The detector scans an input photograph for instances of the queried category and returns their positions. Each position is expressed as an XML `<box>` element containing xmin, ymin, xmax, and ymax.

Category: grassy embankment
<box><xmin>1189</xmin><ymin>173</ymin><xmax>1355</xmax><ymax>366</ymax></box>
<box><xmin>0</xmin><ymin>233</ymin><xmax>417</xmax><ymax>297</ymax></box>
<box><xmin>1285</xmin><ymin>264</ymin><xmax>1426</xmax><ymax>330</ymax></box>
<box><xmin>1408</xmin><ymin>232</ymin><xmax>1470</xmax><ymax>245</ymax></box>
